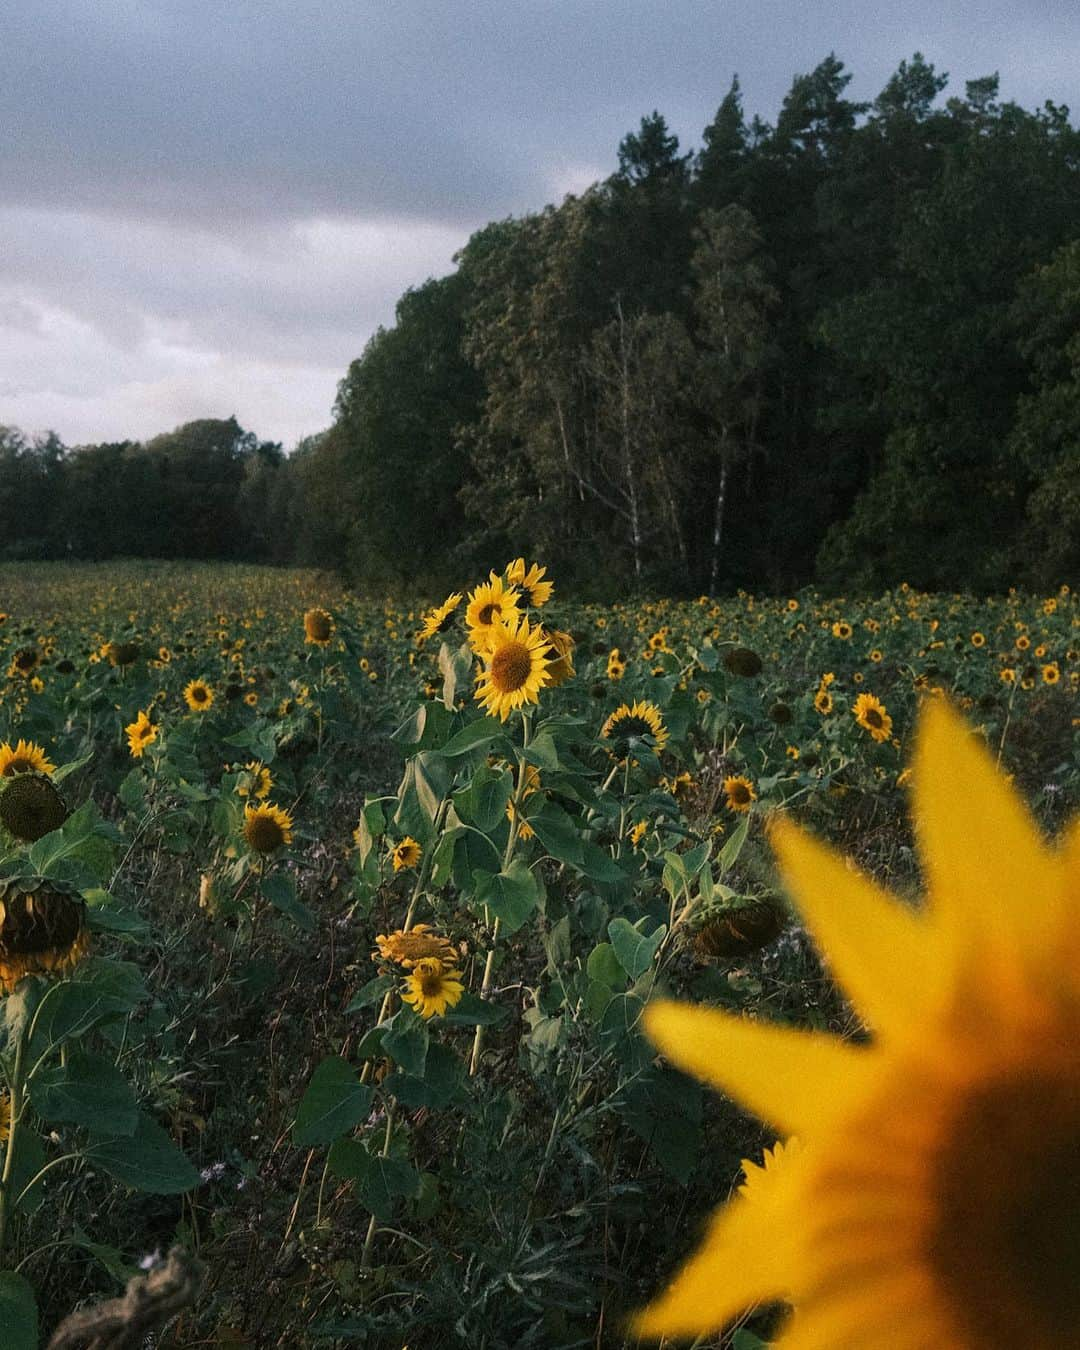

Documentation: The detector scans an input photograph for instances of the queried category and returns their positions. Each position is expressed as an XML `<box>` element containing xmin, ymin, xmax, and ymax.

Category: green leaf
<box><xmin>345</xmin><ymin>973</ymin><xmax>394</xmax><ymax>1013</ymax></box>
<box><xmin>453</xmin><ymin>764</ymin><xmax>512</xmax><ymax>834</ymax></box>
<box><xmin>32</xmin><ymin>960</ymin><xmax>146</xmax><ymax>1054</ymax></box>
<box><xmin>578</xmin><ymin>842</ymin><xmax>625</xmax><ymax>884</ymax></box>
<box><xmin>11</xmin><ymin>1130</ymin><xmax>47</xmax><ymax>1215</ymax></box>
<box><xmin>31</xmin><ymin>1052</ymin><xmax>138</xmax><ymax>1136</ymax></box>
<box><xmin>381</xmin><ymin>1010</ymin><xmax>430</xmax><ymax>1077</ymax></box>
<box><xmin>440</xmin><ymin>991</ymin><xmax>507</xmax><ymax>1027</ymax></box>
<box><xmin>51</xmin><ymin>750</ymin><xmax>93</xmax><ymax>785</ymax></box>
<box><xmin>522</xmin><ymin>730</ymin><xmax>560</xmax><ymax>771</ymax></box>
<box><xmin>292</xmin><ymin>1058</ymin><xmax>374</xmax><ymax>1147</ymax></box>
<box><xmin>0</xmin><ymin>1271</ymin><xmax>37</xmax><ymax>1350</ymax></box>
<box><xmin>357</xmin><ymin>1153</ymin><xmax>422</xmax><ymax>1220</ymax></box>
<box><xmin>608</xmin><ymin>917</ymin><xmax>666</xmax><ymax>980</ymax></box>
<box><xmin>473</xmin><ymin>859</ymin><xmax>538</xmax><ymax>935</ymax></box>
<box><xmin>382</xmin><ymin>1043</ymin><xmax>465</xmax><ymax>1109</ymax></box>
<box><xmin>586</xmin><ymin>942</ymin><xmax>625</xmax><ymax>988</ymax></box>
<box><xmin>719</xmin><ymin>815</ymin><xmax>750</xmax><ymax>873</ymax></box>
<box><xmin>261</xmin><ymin>871</ymin><xmax>315</xmax><ymax>933</ymax></box>
<box><xmin>87</xmin><ymin>1114</ymin><xmax>199</xmax><ymax>1194</ymax></box>
<box><xmin>730</xmin><ymin>1332</ymin><xmax>770</xmax><ymax>1349</ymax></box>
<box><xmin>438</xmin><ymin>639</ymin><xmax>474</xmax><ymax>710</ymax></box>
<box><xmin>525</xmin><ymin>800</ymin><xmax>584</xmax><ymax>866</ymax></box>
<box><xmin>440</xmin><ymin>717</ymin><xmax>505</xmax><ymax>758</ymax></box>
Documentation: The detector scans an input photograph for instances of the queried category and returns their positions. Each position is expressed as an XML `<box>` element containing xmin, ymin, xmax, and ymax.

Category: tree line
<box><xmin>5</xmin><ymin>53</ymin><xmax>1080</xmax><ymax>592</ymax></box>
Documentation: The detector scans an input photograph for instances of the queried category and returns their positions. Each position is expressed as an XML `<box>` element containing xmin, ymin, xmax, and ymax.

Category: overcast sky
<box><xmin>3</xmin><ymin>0</ymin><xmax>1078</xmax><ymax>449</ymax></box>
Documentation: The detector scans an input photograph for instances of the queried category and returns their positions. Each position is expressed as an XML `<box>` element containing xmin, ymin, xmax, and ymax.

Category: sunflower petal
<box><xmin>912</xmin><ymin>699</ymin><xmax>1061</xmax><ymax>974</ymax></box>
<box><xmin>643</xmin><ymin>1001</ymin><xmax>874</xmax><ymax>1137</ymax></box>
<box><xmin>770</xmin><ymin>818</ymin><xmax>937</xmax><ymax>1037</ymax></box>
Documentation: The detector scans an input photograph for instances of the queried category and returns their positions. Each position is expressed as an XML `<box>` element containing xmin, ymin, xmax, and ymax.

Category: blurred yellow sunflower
<box><xmin>723</xmin><ymin>775</ymin><xmax>757</xmax><ymax>812</ymax></box>
<box><xmin>418</xmin><ymin>592</ymin><xmax>463</xmax><ymax>643</ymax></box>
<box><xmin>0</xmin><ymin>739</ymin><xmax>55</xmax><ymax>777</ymax></box>
<box><xmin>183</xmin><ymin>679</ymin><xmax>214</xmax><ymax>712</ymax></box>
<box><xmin>505</xmin><ymin>558</ymin><xmax>554</xmax><ymax>607</ymax></box>
<box><xmin>636</xmin><ymin>701</ymin><xmax>1080</xmax><ymax>1347</ymax></box>
<box><xmin>237</xmin><ymin>762</ymin><xmax>273</xmax><ymax>800</ymax></box>
<box><xmin>853</xmin><ymin>692</ymin><xmax>893</xmax><ymax>743</ymax></box>
<box><xmin>400</xmin><ymin>957</ymin><xmax>465</xmax><ymax>1019</ymax></box>
<box><xmin>475</xmin><ymin>615</ymin><xmax>552</xmax><ymax>721</ymax></box>
<box><xmin>125</xmin><ymin>709</ymin><xmax>158</xmax><ymax>758</ymax></box>
<box><xmin>541</xmin><ymin>628</ymin><xmax>575</xmax><ymax>687</ymax></box>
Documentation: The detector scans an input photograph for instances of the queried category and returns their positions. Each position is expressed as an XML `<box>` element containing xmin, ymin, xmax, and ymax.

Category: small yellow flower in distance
<box><xmin>400</xmin><ymin>958</ymin><xmax>464</xmax><ymax>1019</ymax></box>
<box><xmin>183</xmin><ymin>679</ymin><xmax>214</xmax><ymax>712</ymax></box>
<box><xmin>629</xmin><ymin>819</ymin><xmax>648</xmax><ymax>847</ymax></box>
<box><xmin>831</xmin><ymin>620</ymin><xmax>852</xmax><ymax>639</ymax></box>
<box><xmin>853</xmin><ymin>692</ymin><xmax>893</xmax><ymax>743</ymax></box>
<box><xmin>635</xmin><ymin>701</ymin><xmax>1080</xmax><ymax>1345</ymax></box>
<box><xmin>1042</xmin><ymin>663</ymin><xmax>1060</xmax><ymax>686</ymax></box>
<box><xmin>971</xmin><ymin>631</ymin><xmax>986</xmax><ymax>647</ymax></box>
<box><xmin>813</xmin><ymin>687</ymin><xmax>834</xmax><ymax>716</ymax></box>
<box><xmin>722</xmin><ymin>775</ymin><xmax>756</xmax><ymax>812</ymax></box>
<box><xmin>389</xmin><ymin>837</ymin><xmax>422</xmax><ymax>872</ymax></box>
<box><xmin>0</xmin><ymin>739</ymin><xmax>55</xmax><ymax>777</ymax></box>
<box><xmin>999</xmin><ymin>667</ymin><xmax>1017</xmax><ymax>685</ymax></box>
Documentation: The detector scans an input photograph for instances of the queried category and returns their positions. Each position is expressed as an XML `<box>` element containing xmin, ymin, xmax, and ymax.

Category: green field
<box><xmin>0</xmin><ymin>561</ymin><xmax>1074</xmax><ymax>1347</ymax></box>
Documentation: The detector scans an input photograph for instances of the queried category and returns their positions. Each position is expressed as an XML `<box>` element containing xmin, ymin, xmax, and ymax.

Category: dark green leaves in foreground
<box><xmin>293</xmin><ymin>1057</ymin><xmax>374</xmax><ymax>1147</ymax></box>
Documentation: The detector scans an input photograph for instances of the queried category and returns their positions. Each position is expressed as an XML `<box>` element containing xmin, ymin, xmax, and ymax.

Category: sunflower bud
<box><xmin>0</xmin><ymin>773</ymin><xmax>67</xmax><ymax>842</ymax></box>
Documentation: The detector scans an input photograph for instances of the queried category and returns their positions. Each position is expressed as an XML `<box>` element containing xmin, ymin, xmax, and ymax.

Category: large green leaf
<box><xmin>608</xmin><ymin>916</ymin><xmax>666</xmax><ymax>980</ymax></box>
<box><xmin>0</xmin><ymin>1272</ymin><xmax>37</xmax><ymax>1350</ymax></box>
<box><xmin>31</xmin><ymin>960</ymin><xmax>146</xmax><ymax>1055</ymax></box>
<box><xmin>292</xmin><ymin>1057</ymin><xmax>374</xmax><ymax>1147</ymax></box>
<box><xmin>473</xmin><ymin>860</ymin><xmax>539</xmax><ymax>935</ymax></box>
<box><xmin>261</xmin><ymin>871</ymin><xmax>315</xmax><ymax>933</ymax></box>
<box><xmin>87</xmin><ymin>1114</ymin><xmax>198</xmax><ymax>1194</ymax></box>
<box><xmin>525</xmin><ymin>799</ymin><xmax>584</xmax><ymax>866</ymax></box>
<box><xmin>439</xmin><ymin>717</ymin><xmax>505</xmax><ymax>758</ymax></box>
<box><xmin>31</xmin><ymin>1052</ymin><xmax>138</xmax><ymax>1136</ymax></box>
<box><xmin>453</xmin><ymin>764</ymin><xmax>512</xmax><ymax>834</ymax></box>
<box><xmin>380</xmin><ymin>1010</ymin><xmax>430</xmax><ymax>1077</ymax></box>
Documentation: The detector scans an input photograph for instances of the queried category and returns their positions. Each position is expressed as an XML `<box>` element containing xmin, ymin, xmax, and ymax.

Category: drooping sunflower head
<box><xmin>105</xmin><ymin>640</ymin><xmax>140</xmax><ymax>668</ymax></box>
<box><xmin>0</xmin><ymin>876</ymin><xmax>89</xmax><ymax>992</ymax></box>
<box><xmin>722</xmin><ymin>774</ymin><xmax>757</xmax><ymax>813</ymax></box>
<box><xmin>465</xmin><ymin>574</ymin><xmax>521</xmax><ymax>652</ymax></box>
<box><xmin>373</xmin><ymin>923</ymin><xmax>457</xmax><ymax>969</ymax></box>
<box><xmin>183</xmin><ymin>679</ymin><xmax>214</xmax><ymax>712</ymax></box>
<box><xmin>600</xmin><ymin>700</ymin><xmax>668</xmax><ymax>760</ymax></box>
<box><xmin>125</xmin><ymin>710</ymin><xmax>158</xmax><ymax>759</ymax></box>
<box><xmin>303</xmin><ymin>607</ymin><xmax>334</xmax><ymax>647</ymax></box>
<box><xmin>400</xmin><ymin>957</ymin><xmax>465</xmax><ymax>1020</ymax></box>
<box><xmin>504</xmin><ymin>558</ymin><xmax>554</xmax><ymax>608</ymax></box>
<box><xmin>723</xmin><ymin>647</ymin><xmax>763</xmax><ymax>678</ymax></box>
<box><xmin>9</xmin><ymin>647</ymin><xmax>40</xmax><ymax>678</ymax></box>
<box><xmin>541</xmin><ymin>628</ymin><xmax>575</xmax><ymax>687</ymax></box>
<box><xmin>0</xmin><ymin>773</ymin><xmax>68</xmax><ymax>842</ymax></box>
<box><xmin>237</xmin><ymin>761</ymin><xmax>273</xmax><ymax>800</ymax></box>
<box><xmin>691</xmin><ymin>899</ymin><xmax>784</xmax><ymax>960</ymax></box>
<box><xmin>0</xmin><ymin>739</ymin><xmax>56</xmax><ymax>778</ymax></box>
<box><xmin>389</xmin><ymin>837</ymin><xmax>422</xmax><ymax>872</ymax></box>
<box><xmin>242</xmin><ymin>802</ymin><xmax>293</xmax><ymax>854</ymax></box>
<box><xmin>417</xmin><ymin>593</ymin><xmax>464</xmax><ymax>644</ymax></box>
<box><xmin>853</xmin><ymin>692</ymin><xmax>893</xmax><ymax>743</ymax></box>
<box><xmin>474</xmin><ymin>614</ymin><xmax>553</xmax><ymax>722</ymax></box>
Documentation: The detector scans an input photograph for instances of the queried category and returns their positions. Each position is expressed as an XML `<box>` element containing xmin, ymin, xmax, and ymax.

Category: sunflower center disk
<box><xmin>930</xmin><ymin>1070</ymin><xmax>1080</xmax><ymax>1347</ymax></box>
<box><xmin>248</xmin><ymin>817</ymin><xmax>284</xmax><ymax>851</ymax></box>
<box><xmin>490</xmin><ymin>642</ymin><xmax>533</xmax><ymax>693</ymax></box>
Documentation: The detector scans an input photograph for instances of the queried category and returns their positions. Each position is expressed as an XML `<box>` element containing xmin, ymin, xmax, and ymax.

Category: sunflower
<box><xmin>629</xmin><ymin>819</ymin><xmax>648</xmax><ymax>847</ymax></box>
<box><xmin>237</xmin><ymin>762</ymin><xmax>273</xmax><ymax>800</ymax></box>
<box><xmin>373</xmin><ymin>923</ymin><xmax>457</xmax><ymax>969</ymax></box>
<box><xmin>601</xmin><ymin>700</ymin><xmax>669</xmax><ymax>758</ymax></box>
<box><xmin>465</xmin><ymin>575</ymin><xmax>520</xmax><ymax>652</ymax></box>
<box><xmin>541</xmin><ymin>628</ymin><xmax>575</xmax><ymax>687</ymax></box>
<box><xmin>971</xmin><ymin>631</ymin><xmax>986</xmax><ymax>648</ymax></box>
<box><xmin>474</xmin><ymin>614</ymin><xmax>553</xmax><ymax>722</ymax></box>
<box><xmin>831</xmin><ymin>621</ymin><xmax>852</xmax><ymax>639</ymax></box>
<box><xmin>125</xmin><ymin>710</ymin><xmax>158</xmax><ymax>759</ymax></box>
<box><xmin>242</xmin><ymin>802</ymin><xmax>293</xmax><ymax>853</ymax></box>
<box><xmin>1042</xmin><ymin>663</ymin><xmax>1061</xmax><ymax>686</ymax></box>
<box><xmin>813</xmin><ymin>687</ymin><xmax>834</xmax><ymax>716</ymax></box>
<box><xmin>636</xmin><ymin>700</ymin><xmax>1080</xmax><ymax>1346</ymax></box>
<box><xmin>607</xmin><ymin>649</ymin><xmax>626</xmax><ymax>681</ymax></box>
<box><xmin>0</xmin><ymin>773</ymin><xmax>67</xmax><ymax>841</ymax></box>
<box><xmin>303</xmin><ymin>607</ymin><xmax>334</xmax><ymax>647</ymax></box>
<box><xmin>853</xmin><ymin>692</ymin><xmax>894</xmax><ymax>743</ymax></box>
<box><xmin>505</xmin><ymin>558</ymin><xmax>554</xmax><ymax>607</ymax></box>
<box><xmin>723</xmin><ymin>775</ymin><xmax>757</xmax><ymax>812</ymax></box>
<box><xmin>0</xmin><ymin>739</ymin><xmax>55</xmax><ymax>777</ymax></box>
<box><xmin>0</xmin><ymin>877</ymin><xmax>89</xmax><ymax>993</ymax></box>
<box><xmin>400</xmin><ymin>957</ymin><xmax>465</xmax><ymax>1019</ymax></box>
<box><xmin>8</xmin><ymin>647</ymin><xmax>39</xmax><ymax>678</ymax></box>
<box><xmin>417</xmin><ymin>592</ymin><xmax>463</xmax><ymax>643</ymax></box>
<box><xmin>183</xmin><ymin>679</ymin><xmax>214</xmax><ymax>712</ymax></box>
<box><xmin>506</xmin><ymin>761</ymin><xmax>541</xmax><ymax>840</ymax></box>
<box><xmin>389</xmin><ymin>836</ymin><xmax>422</xmax><ymax>872</ymax></box>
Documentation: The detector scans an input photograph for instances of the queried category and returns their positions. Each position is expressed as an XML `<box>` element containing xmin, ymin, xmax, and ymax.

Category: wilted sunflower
<box><xmin>373</xmin><ymin>923</ymin><xmax>457</xmax><ymax>969</ymax></box>
<box><xmin>183</xmin><ymin>679</ymin><xmax>214</xmax><ymax>712</ymax></box>
<box><xmin>104</xmin><ymin>640</ymin><xmax>140</xmax><ymax>667</ymax></box>
<box><xmin>0</xmin><ymin>739</ymin><xmax>56</xmax><ymax>777</ymax></box>
<box><xmin>8</xmin><ymin>647</ymin><xmax>39</xmax><ymax>678</ymax></box>
<box><xmin>505</xmin><ymin>558</ymin><xmax>554</xmax><ymax>607</ymax></box>
<box><xmin>237</xmin><ymin>762</ymin><xmax>273</xmax><ymax>800</ymax></box>
<box><xmin>853</xmin><ymin>692</ymin><xmax>893</xmax><ymax>743</ymax></box>
<box><xmin>0</xmin><ymin>1091</ymin><xmax>9</xmax><ymax>1145</ymax></box>
<box><xmin>475</xmin><ymin>614</ymin><xmax>553</xmax><ymax>721</ymax></box>
<box><xmin>541</xmin><ymin>628</ymin><xmax>575</xmax><ymax>687</ymax></box>
<box><xmin>465</xmin><ymin>575</ymin><xmax>520</xmax><ymax>652</ymax></box>
<box><xmin>417</xmin><ymin>592</ymin><xmax>463</xmax><ymax>643</ymax></box>
<box><xmin>635</xmin><ymin>701</ymin><xmax>1080</xmax><ymax>1346</ymax></box>
<box><xmin>0</xmin><ymin>877</ymin><xmax>89</xmax><ymax>992</ymax></box>
<box><xmin>242</xmin><ymin>802</ymin><xmax>293</xmax><ymax>853</ymax></box>
<box><xmin>723</xmin><ymin>775</ymin><xmax>757</xmax><ymax>813</ymax></box>
<box><xmin>0</xmin><ymin>773</ymin><xmax>67</xmax><ymax>842</ymax></box>
<box><xmin>389</xmin><ymin>837</ymin><xmax>422</xmax><ymax>872</ymax></box>
<box><xmin>125</xmin><ymin>710</ymin><xmax>158</xmax><ymax>758</ymax></box>
<box><xmin>723</xmin><ymin>647</ymin><xmax>763</xmax><ymax>678</ymax></box>
<box><xmin>400</xmin><ymin>957</ymin><xmax>465</xmax><ymax>1019</ymax></box>
<box><xmin>601</xmin><ymin>700</ymin><xmax>669</xmax><ymax>758</ymax></box>
<box><xmin>303</xmin><ymin>607</ymin><xmax>334</xmax><ymax>646</ymax></box>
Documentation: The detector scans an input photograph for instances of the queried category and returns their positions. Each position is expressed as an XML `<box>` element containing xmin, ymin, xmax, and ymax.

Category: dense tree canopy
<box><xmin>6</xmin><ymin>54</ymin><xmax>1079</xmax><ymax>592</ymax></box>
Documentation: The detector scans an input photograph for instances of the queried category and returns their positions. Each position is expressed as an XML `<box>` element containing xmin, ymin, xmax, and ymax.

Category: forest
<box><xmin>4</xmin><ymin>53</ymin><xmax>1080</xmax><ymax>593</ymax></box>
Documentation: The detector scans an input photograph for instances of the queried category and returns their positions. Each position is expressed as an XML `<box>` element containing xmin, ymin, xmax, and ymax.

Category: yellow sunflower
<box><xmin>237</xmin><ymin>762</ymin><xmax>273</xmax><ymax>800</ymax></box>
<box><xmin>8</xmin><ymin>647</ymin><xmax>39</xmax><ymax>678</ymax></box>
<box><xmin>373</xmin><ymin>923</ymin><xmax>457</xmax><ymax>968</ymax></box>
<box><xmin>303</xmin><ymin>607</ymin><xmax>334</xmax><ymax>647</ymax></box>
<box><xmin>853</xmin><ymin>692</ymin><xmax>894</xmax><ymax>743</ymax></box>
<box><xmin>400</xmin><ymin>957</ymin><xmax>465</xmax><ymax>1019</ymax></box>
<box><xmin>601</xmin><ymin>700</ymin><xmax>668</xmax><ymax>757</ymax></box>
<box><xmin>242</xmin><ymin>802</ymin><xmax>293</xmax><ymax>853</ymax></box>
<box><xmin>723</xmin><ymin>774</ymin><xmax>757</xmax><ymax>812</ymax></box>
<box><xmin>813</xmin><ymin>687</ymin><xmax>834</xmax><ymax>716</ymax></box>
<box><xmin>183</xmin><ymin>679</ymin><xmax>214</xmax><ymax>712</ymax></box>
<box><xmin>831</xmin><ymin>621</ymin><xmax>852</xmax><ymax>639</ymax></box>
<box><xmin>474</xmin><ymin>615</ymin><xmax>552</xmax><ymax>722</ymax></box>
<box><xmin>607</xmin><ymin>649</ymin><xmax>626</xmax><ymax>681</ymax></box>
<box><xmin>0</xmin><ymin>739</ymin><xmax>56</xmax><ymax>778</ymax></box>
<box><xmin>506</xmin><ymin>761</ymin><xmax>541</xmax><ymax>840</ymax></box>
<box><xmin>125</xmin><ymin>710</ymin><xmax>158</xmax><ymax>758</ymax></box>
<box><xmin>505</xmin><ymin>558</ymin><xmax>554</xmax><ymax>607</ymax></box>
<box><xmin>636</xmin><ymin>700</ymin><xmax>1080</xmax><ymax>1347</ymax></box>
<box><xmin>417</xmin><ymin>592</ymin><xmax>463</xmax><ymax>643</ymax></box>
<box><xmin>465</xmin><ymin>574</ymin><xmax>521</xmax><ymax>652</ymax></box>
<box><xmin>541</xmin><ymin>628</ymin><xmax>575</xmax><ymax>687</ymax></box>
<box><xmin>389</xmin><ymin>836</ymin><xmax>422</xmax><ymax>872</ymax></box>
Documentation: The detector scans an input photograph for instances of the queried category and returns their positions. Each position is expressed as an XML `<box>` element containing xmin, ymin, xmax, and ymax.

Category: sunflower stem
<box><xmin>0</xmin><ymin>1011</ymin><xmax>30</xmax><ymax>1265</ymax></box>
<box><xmin>360</xmin><ymin>1106</ymin><xmax>395</xmax><ymax>1269</ymax></box>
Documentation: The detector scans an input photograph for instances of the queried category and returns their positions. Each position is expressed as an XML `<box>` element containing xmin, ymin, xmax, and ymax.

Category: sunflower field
<box><xmin>0</xmin><ymin>559</ymin><xmax>1075</xmax><ymax>1348</ymax></box>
